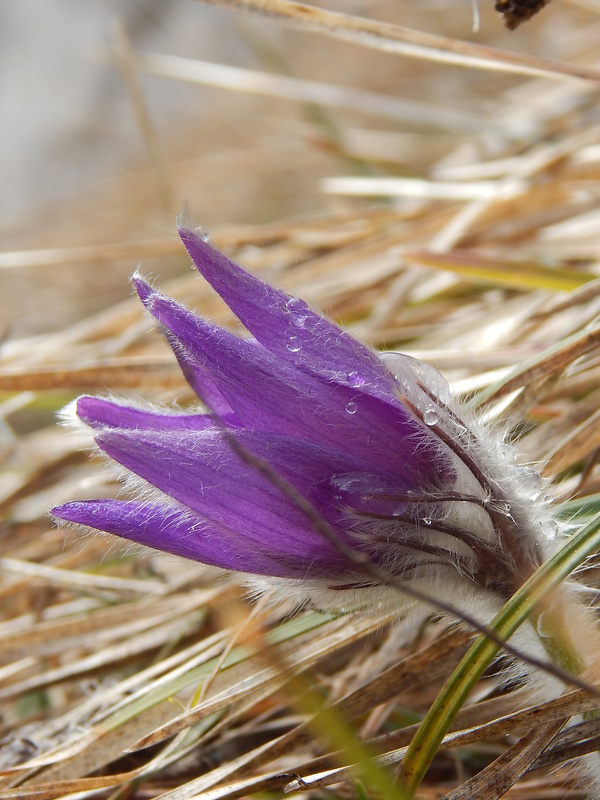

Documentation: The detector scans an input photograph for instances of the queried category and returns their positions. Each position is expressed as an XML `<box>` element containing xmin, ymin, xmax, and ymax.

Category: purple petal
<box><xmin>168</xmin><ymin>333</ymin><xmax>239</xmax><ymax>421</ymax></box>
<box><xmin>51</xmin><ymin>499</ymin><xmax>334</xmax><ymax>578</ymax></box>
<box><xmin>135</xmin><ymin>277</ymin><xmax>237</xmax><ymax>420</ymax></box>
<box><xmin>179</xmin><ymin>228</ymin><xmax>398</xmax><ymax>401</ymax></box>
<box><xmin>75</xmin><ymin>396</ymin><xmax>216</xmax><ymax>431</ymax></box>
<box><xmin>133</xmin><ymin>283</ymin><xmax>451</xmax><ymax>486</ymax></box>
<box><xmin>92</xmin><ymin>427</ymin><xmax>359</xmax><ymax>569</ymax></box>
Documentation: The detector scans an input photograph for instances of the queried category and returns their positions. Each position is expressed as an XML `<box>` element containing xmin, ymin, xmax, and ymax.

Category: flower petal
<box><xmin>75</xmin><ymin>395</ymin><xmax>216</xmax><ymax>431</ymax></box>
<box><xmin>51</xmin><ymin>499</ymin><xmax>324</xmax><ymax>577</ymax></box>
<box><xmin>179</xmin><ymin>227</ymin><xmax>398</xmax><ymax>401</ymax></box>
<box><xmin>134</xmin><ymin>282</ymin><xmax>451</xmax><ymax>487</ymax></box>
<box><xmin>135</xmin><ymin>276</ymin><xmax>237</xmax><ymax>420</ymax></box>
<box><xmin>92</xmin><ymin>427</ymin><xmax>361</xmax><ymax>572</ymax></box>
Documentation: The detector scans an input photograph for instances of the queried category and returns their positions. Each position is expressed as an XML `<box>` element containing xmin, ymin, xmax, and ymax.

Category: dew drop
<box><xmin>285</xmin><ymin>297</ymin><xmax>311</xmax><ymax>328</ymax></box>
<box><xmin>331</xmin><ymin>475</ymin><xmax>352</xmax><ymax>492</ymax></box>
<box><xmin>287</xmin><ymin>336</ymin><xmax>302</xmax><ymax>353</ymax></box>
<box><xmin>422</xmin><ymin>516</ymin><xmax>433</xmax><ymax>527</ymax></box>
<box><xmin>193</xmin><ymin>226</ymin><xmax>211</xmax><ymax>242</ymax></box>
<box><xmin>285</xmin><ymin>297</ymin><xmax>304</xmax><ymax>312</ymax></box>
<box><xmin>347</xmin><ymin>371</ymin><xmax>365</xmax><ymax>388</ymax></box>
<box><xmin>345</xmin><ymin>400</ymin><xmax>358</xmax><ymax>415</ymax></box>
<box><xmin>423</xmin><ymin>408</ymin><xmax>439</xmax><ymax>426</ymax></box>
<box><xmin>293</xmin><ymin>314</ymin><xmax>310</xmax><ymax>328</ymax></box>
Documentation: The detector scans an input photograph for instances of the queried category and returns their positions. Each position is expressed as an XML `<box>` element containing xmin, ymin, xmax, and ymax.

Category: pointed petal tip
<box><xmin>73</xmin><ymin>395</ymin><xmax>135</xmax><ymax>430</ymax></box>
<box><xmin>178</xmin><ymin>227</ymin><xmax>226</xmax><ymax>282</ymax></box>
<box><xmin>132</xmin><ymin>273</ymin><xmax>154</xmax><ymax>304</ymax></box>
<box><xmin>51</xmin><ymin>499</ymin><xmax>132</xmax><ymax>534</ymax></box>
<box><xmin>57</xmin><ymin>395</ymin><xmax>108</xmax><ymax>436</ymax></box>
<box><xmin>178</xmin><ymin>226</ymin><xmax>212</xmax><ymax>260</ymax></box>
<box><xmin>176</xmin><ymin>203</ymin><xmax>209</xmax><ymax>238</ymax></box>
<box><xmin>177</xmin><ymin>223</ymin><xmax>208</xmax><ymax>243</ymax></box>
<box><xmin>73</xmin><ymin>395</ymin><xmax>98</xmax><ymax>424</ymax></box>
<box><xmin>50</xmin><ymin>502</ymin><xmax>84</xmax><ymax>524</ymax></box>
<box><xmin>177</xmin><ymin>223</ymin><xmax>193</xmax><ymax>239</ymax></box>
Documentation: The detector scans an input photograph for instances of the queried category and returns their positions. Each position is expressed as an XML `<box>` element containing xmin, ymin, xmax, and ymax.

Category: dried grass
<box><xmin>2</xmin><ymin>1</ymin><xmax>600</xmax><ymax>797</ymax></box>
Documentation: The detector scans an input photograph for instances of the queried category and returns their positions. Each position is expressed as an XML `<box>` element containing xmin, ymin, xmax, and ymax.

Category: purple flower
<box><xmin>52</xmin><ymin>228</ymin><xmax>544</xmax><ymax>599</ymax></box>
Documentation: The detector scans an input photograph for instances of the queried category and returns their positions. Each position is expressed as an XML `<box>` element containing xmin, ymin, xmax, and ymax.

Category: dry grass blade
<box><xmin>133</xmin><ymin>52</ymin><xmax>492</xmax><ymax>133</ymax></box>
<box><xmin>0</xmin><ymin>556</ymin><xmax>164</xmax><ymax>594</ymax></box>
<box><xmin>112</xmin><ymin>22</ymin><xmax>174</xmax><ymax>213</ymax></box>
<box><xmin>128</xmin><ymin>608</ymin><xmax>396</xmax><ymax>751</ymax></box>
<box><xmin>0</xmin><ymin>591</ymin><xmax>208</xmax><ymax>661</ymax></box>
<box><xmin>200</xmin><ymin>0</ymin><xmax>600</xmax><ymax>82</ymax></box>
<box><xmin>130</xmin><ymin>625</ymin><xmax>474</xmax><ymax>793</ymax></box>
<box><xmin>541</xmin><ymin>407</ymin><xmax>600</xmax><ymax>477</ymax></box>
<box><xmin>0</xmin><ymin>358</ymin><xmax>183</xmax><ymax>392</ymax></box>
<box><xmin>471</xmin><ymin>323</ymin><xmax>600</xmax><ymax>407</ymax></box>
<box><xmin>281</xmin><ymin>682</ymin><xmax>600</xmax><ymax>792</ymax></box>
<box><xmin>440</xmin><ymin>719</ymin><xmax>567</xmax><ymax>800</ymax></box>
<box><xmin>0</xmin><ymin>239</ymin><xmax>181</xmax><ymax>270</ymax></box>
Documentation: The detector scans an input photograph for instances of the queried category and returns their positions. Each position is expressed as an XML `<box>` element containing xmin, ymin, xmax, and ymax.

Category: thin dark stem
<box><xmin>349</xmin><ymin>507</ymin><xmax>506</xmax><ymax>589</ymax></box>
<box><xmin>351</xmin><ymin>506</ymin><xmax>499</xmax><ymax>558</ymax></box>
<box><xmin>365</xmin><ymin>532</ymin><xmax>474</xmax><ymax>574</ymax></box>
<box><xmin>362</xmin><ymin>490</ymin><xmax>489</xmax><ymax>508</ymax></box>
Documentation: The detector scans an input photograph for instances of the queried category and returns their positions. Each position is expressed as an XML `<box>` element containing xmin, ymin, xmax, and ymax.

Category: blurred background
<box><xmin>3</xmin><ymin>0</ymin><xmax>598</xmax><ymax>336</ymax></box>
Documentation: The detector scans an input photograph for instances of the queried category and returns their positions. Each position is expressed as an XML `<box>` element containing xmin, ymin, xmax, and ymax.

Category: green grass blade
<box><xmin>399</xmin><ymin>513</ymin><xmax>600</xmax><ymax>796</ymax></box>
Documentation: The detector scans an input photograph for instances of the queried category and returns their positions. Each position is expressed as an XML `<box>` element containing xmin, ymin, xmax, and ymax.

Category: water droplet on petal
<box><xmin>345</xmin><ymin>401</ymin><xmax>358</xmax><ymax>415</ymax></box>
<box><xmin>347</xmin><ymin>371</ymin><xmax>365</xmax><ymax>388</ymax></box>
<box><xmin>423</xmin><ymin>408</ymin><xmax>439</xmax><ymax>426</ymax></box>
<box><xmin>286</xmin><ymin>297</ymin><xmax>304</xmax><ymax>312</ymax></box>
<box><xmin>285</xmin><ymin>298</ymin><xmax>311</xmax><ymax>328</ymax></box>
<box><xmin>422</xmin><ymin>516</ymin><xmax>433</xmax><ymax>527</ymax></box>
<box><xmin>381</xmin><ymin>352</ymin><xmax>452</xmax><ymax>405</ymax></box>
<box><xmin>191</xmin><ymin>226</ymin><xmax>211</xmax><ymax>242</ymax></box>
<box><xmin>287</xmin><ymin>336</ymin><xmax>302</xmax><ymax>353</ymax></box>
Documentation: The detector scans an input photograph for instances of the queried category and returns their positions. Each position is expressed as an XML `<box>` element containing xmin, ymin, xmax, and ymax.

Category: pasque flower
<box><xmin>52</xmin><ymin>226</ymin><xmax>600</xmax><ymax>799</ymax></box>
<box><xmin>52</xmin><ymin>227</ymin><xmax>550</xmax><ymax>604</ymax></box>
